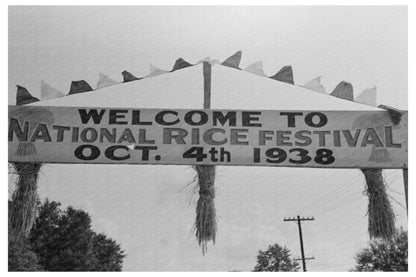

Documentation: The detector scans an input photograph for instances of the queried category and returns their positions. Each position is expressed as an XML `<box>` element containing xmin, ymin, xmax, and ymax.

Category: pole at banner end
<box><xmin>203</xmin><ymin>62</ymin><xmax>211</xmax><ymax>109</ymax></box>
<box><xmin>403</xmin><ymin>167</ymin><xmax>408</xmax><ymax>216</ymax></box>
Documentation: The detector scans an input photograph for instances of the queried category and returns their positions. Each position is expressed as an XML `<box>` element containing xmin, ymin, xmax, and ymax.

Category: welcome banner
<box><xmin>8</xmin><ymin>105</ymin><xmax>408</xmax><ymax>168</ymax></box>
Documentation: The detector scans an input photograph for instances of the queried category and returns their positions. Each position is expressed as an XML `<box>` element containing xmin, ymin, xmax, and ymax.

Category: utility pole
<box><xmin>284</xmin><ymin>215</ymin><xmax>315</xmax><ymax>272</ymax></box>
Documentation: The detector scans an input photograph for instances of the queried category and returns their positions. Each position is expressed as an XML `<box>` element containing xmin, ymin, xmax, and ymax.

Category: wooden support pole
<box><xmin>203</xmin><ymin>62</ymin><xmax>211</xmax><ymax>109</ymax></box>
<box><xmin>403</xmin><ymin>168</ymin><xmax>408</xmax><ymax>216</ymax></box>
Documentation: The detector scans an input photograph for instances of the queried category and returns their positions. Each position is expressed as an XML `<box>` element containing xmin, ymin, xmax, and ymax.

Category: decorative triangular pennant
<box><xmin>221</xmin><ymin>50</ymin><xmax>242</xmax><ymax>69</ymax></box>
<box><xmin>41</xmin><ymin>80</ymin><xmax>64</xmax><ymax>100</ymax></box>
<box><xmin>121</xmin><ymin>70</ymin><xmax>141</xmax><ymax>83</ymax></box>
<box><xmin>269</xmin><ymin>66</ymin><xmax>294</xmax><ymax>84</ymax></box>
<box><xmin>68</xmin><ymin>80</ymin><xmax>93</xmax><ymax>95</ymax></box>
<box><xmin>171</xmin><ymin>58</ymin><xmax>193</xmax><ymax>71</ymax></box>
<box><xmin>356</xmin><ymin>86</ymin><xmax>377</xmax><ymax>107</ymax></box>
<box><xmin>16</xmin><ymin>85</ymin><xmax>39</xmax><ymax>105</ymax></box>
<box><xmin>147</xmin><ymin>64</ymin><xmax>169</xmax><ymax>77</ymax></box>
<box><xmin>378</xmin><ymin>104</ymin><xmax>405</xmax><ymax>125</ymax></box>
<box><xmin>302</xmin><ymin>76</ymin><xmax>326</xmax><ymax>93</ymax></box>
<box><xmin>96</xmin><ymin>73</ymin><xmax>118</xmax><ymax>89</ymax></box>
<box><xmin>244</xmin><ymin>61</ymin><xmax>266</xmax><ymax>76</ymax></box>
<box><xmin>331</xmin><ymin>81</ymin><xmax>354</xmax><ymax>101</ymax></box>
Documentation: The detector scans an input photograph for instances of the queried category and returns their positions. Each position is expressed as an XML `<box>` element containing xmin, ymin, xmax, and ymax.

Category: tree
<box><xmin>90</xmin><ymin>233</ymin><xmax>125</xmax><ymax>271</ymax></box>
<box><xmin>26</xmin><ymin>199</ymin><xmax>125</xmax><ymax>271</ymax></box>
<box><xmin>253</xmin><ymin>243</ymin><xmax>300</xmax><ymax>272</ymax></box>
<box><xmin>8</xmin><ymin>238</ymin><xmax>41</xmax><ymax>271</ymax></box>
<box><xmin>353</xmin><ymin>228</ymin><xmax>407</xmax><ymax>272</ymax></box>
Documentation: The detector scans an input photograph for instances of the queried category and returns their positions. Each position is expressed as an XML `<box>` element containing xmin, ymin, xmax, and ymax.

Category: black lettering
<box><xmin>78</xmin><ymin>109</ymin><xmax>105</xmax><ymax>124</ymax></box>
<box><xmin>80</xmin><ymin>128</ymin><xmax>98</xmax><ymax>143</ymax></box>
<box><xmin>134</xmin><ymin>146</ymin><xmax>158</xmax><ymax>161</ymax></box>
<box><xmin>361</xmin><ymin>128</ymin><xmax>384</xmax><ymax>147</ymax></box>
<box><xmin>109</xmin><ymin>109</ymin><xmax>128</xmax><ymax>125</ymax></box>
<box><xmin>242</xmin><ymin>111</ymin><xmax>262</xmax><ymax>127</ymax></box>
<box><xmin>203</xmin><ymin>128</ymin><xmax>227</xmax><ymax>145</ymax></box>
<box><xmin>184</xmin><ymin>110</ymin><xmax>209</xmax><ymax>126</ymax></box>
<box><xmin>72</xmin><ymin>127</ymin><xmax>79</xmax><ymax>142</ymax></box>
<box><xmin>52</xmin><ymin>125</ymin><xmax>71</xmax><ymax>142</ymax></box>
<box><xmin>99</xmin><ymin>128</ymin><xmax>116</xmax><ymax>143</ymax></box>
<box><xmin>313</xmin><ymin>131</ymin><xmax>331</xmax><ymax>147</ymax></box>
<box><xmin>191</xmin><ymin>129</ymin><xmax>200</xmax><ymax>144</ymax></box>
<box><xmin>333</xmin><ymin>130</ymin><xmax>341</xmax><ymax>147</ymax></box>
<box><xmin>230</xmin><ymin>129</ymin><xmax>249</xmax><ymax>145</ymax></box>
<box><xmin>276</xmin><ymin>131</ymin><xmax>292</xmax><ymax>146</ymax></box>
<box><xmin>280</xmin><ymin>112</ymin><xmax>303</xmax><ymax>127</ymax></box>
<box><xmin>213</xmin><ymin>111</ymin><xmax>237</xmax><ymax>127</ymax></box>
<box><xmin>105</xmin><ymin>145</ymin><xmax>130</xmax><ymax>160</ymax></box>
<box><xmin>163</xmin><ymin>128</ymin><xmax>188</xmax><ymax>144</ymax></box>
<box><xmin>8</xmin><ymin>118</ymin><xmax>29</xmax><ymax>141</ymax></box>
<box><xmin>74</xmin><ymin>144</ymin><xmax>100</xmax><ymax>160</ymax></box>
<box><xmin>385</xmin><ymin>126</ymin><xmax>401</xmax><ymax>148</ymax></box>
<box><xmin>294</xmin><ymin>131</ymin><xmax>312</xmax><ymax>146</ymax></box>
<box><xmin>117</xmin><ymin>129</ymin><xmax>136</xmax><ymax>143</ymax></box>
<box><xmin>30</xmin><ymin>124</ymin><xmax>52</xmax><ymax>142</ymax></box>
<box><xmin>155</xmin><ymin>111</ymin><xmax>179</xmax><ymax>126</ymax></box>
<box><xmin>259</xmin><ymin>130</ymin><xmax>274</xmax><ymax>145</ymax></box>
<box><xmin>138</xmin><ymin>129</ymin><xmax>155</xmax><ymax>144</ymax></box>
<box><xmin>343</xmin><ymin>129</ymin><xmax>361</xmax><ymax>147</ymax></box>
<box><xmin>132</xmin><ymin>110</ymin><xmax>152</xmax><ymax>125</ymax></box>
<box><xmin>305</xmin><ymin>112</ymin><xmax>327</xmax><ymax>128</ymax></box>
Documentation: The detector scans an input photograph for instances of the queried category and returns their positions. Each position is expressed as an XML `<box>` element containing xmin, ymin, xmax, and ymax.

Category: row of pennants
<box><xmin>16</xmin><ymin>51</ymin><xmax>377</xmax><ymax>107</ymax></box>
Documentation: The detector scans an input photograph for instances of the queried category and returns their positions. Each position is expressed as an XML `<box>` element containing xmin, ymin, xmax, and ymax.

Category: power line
<box><xmin>389</xmin><ymin>195</ymin><xmax>407</xmax><ymax>210</ymax></box>
<box><xmin>295</xmin><ymin>172</ymin><xmax>362</xmax><ymax>215</ymax></box>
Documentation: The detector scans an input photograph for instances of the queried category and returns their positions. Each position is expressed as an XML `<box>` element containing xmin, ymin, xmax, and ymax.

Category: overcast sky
<box><xmin>8</xmin><ymin>6</ymin><xmax>407</xmax><ymax>271</ymax></box>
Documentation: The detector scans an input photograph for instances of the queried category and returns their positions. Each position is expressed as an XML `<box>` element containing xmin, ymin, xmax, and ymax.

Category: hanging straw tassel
<box><xmin>9</xmin><ymin>87</ymin><xmax>43</xmax><ymax>242</ymax></box>
<box><xmin>9</xmin><ymin>163</ymin><xmax>42</xmax><ymax>241</ymax></box>
<box><xmin>361</xmin><ymin>169</ymin><xmax>395</xmax><ymax>240</ymax></box>
<box><xmin>193</xmin><ymin>165</ymin><xmax>217</xmax><ymax>255</ymax></box>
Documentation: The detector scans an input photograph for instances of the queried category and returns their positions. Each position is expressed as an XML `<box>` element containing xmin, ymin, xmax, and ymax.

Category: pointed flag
<box><xmin>97</xmin><ymin>73</ymin><xmax>118</xmax><ymax>89</ymax></box>
<box><xmin>122</xmin><ymin>70</ymin><xmax>141</xmax><ymax>83</ymax></box>
<box><xmin>331</xmin><ymin>81</ymin><xmax>354</xmax><ymax>101</ymax></box>
<box><xmin>171</xmin><ymin>58</ymin><xmax>193</xmax><ymax>71</ymax></box>
<box><xmin>269</xmin><ymin>66</ymin><xmax>294</xmax><ymax>84</ymax></box>
<box><xmin>68</xmin><ymin>80</ymin><xmax>93</xmax><ymax>95</ymax></box>
<box><xmin>16</xmin><ymin>85</ymin><xmax>39</xmax><ymax>105</ymax></box>
<box><xmin>244</xmin><ymin>61</ymin><xmax>266</xmax><ymax>76</ymax></box>
<box><xmin>221</xmin><ymin>50</ymin><xmax>242</xmax><ymax>69</ymax></box>
<box><xmin>356</xmin><ymin>86</ymin><xmax>377</xmax><ymax>107</ymax></box>
<box><xmin>302</xmin><ymin>76</ymin><xmax>326</xmax><ymax>93</ymax></box>
<box><xmin>378</xmin><ymin>104</ymin><xmax>405</xmax><ymax>125</ymax></box>
<box><xmin>41</xmin><ymin>80</ymin><xmax>64</xmax><ymax>100</ymax></box>
<box><xmin>147</xmin><ymin>64</ymin><xmax>169</xmax><ymax>77</ymax></box>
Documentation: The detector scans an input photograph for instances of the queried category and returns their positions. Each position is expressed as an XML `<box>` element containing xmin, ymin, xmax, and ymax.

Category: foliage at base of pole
<box><xmin>9</xmin><ymin>162</ymin><xmax>42</xmax><ymax>241</ymax></box>
<box><xmin>353</xmin><ymin>228</ymin><xmax>407</xmax><ymax>271</ymax></box>
<box><xmin>193</xmin><ymin>165</ymin><xmax>217</xmax><ymax>255</ymax></box>
<box><xmin>361</xmin><ymin>168</ymin><xmax>395</xmax><ymax>240</ymax></box>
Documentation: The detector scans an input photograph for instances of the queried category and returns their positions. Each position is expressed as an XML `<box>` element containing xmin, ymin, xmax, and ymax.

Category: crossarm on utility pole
<box><xmin>283</xmin><ymin>215</ymin><xmax>315</xmax><ymax>272</ymax></box>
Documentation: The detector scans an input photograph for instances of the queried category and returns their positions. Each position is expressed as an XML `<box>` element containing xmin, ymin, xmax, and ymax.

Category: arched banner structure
<box><xmin>8</xmin><ymin>52</ymin><xmax>408</xmax><ymax>253</ymax></box>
